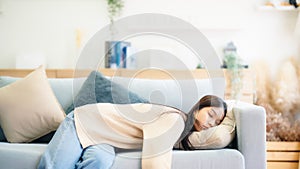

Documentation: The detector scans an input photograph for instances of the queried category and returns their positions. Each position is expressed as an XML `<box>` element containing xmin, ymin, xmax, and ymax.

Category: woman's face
<box><xmin>193</xmin><ymin>106</ymin><xmax>225</xmax><ymax>131</ymax></box>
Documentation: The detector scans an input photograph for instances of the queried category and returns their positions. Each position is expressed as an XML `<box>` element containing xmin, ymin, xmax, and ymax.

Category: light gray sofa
<box><xmin>0</xmin><ymin>75</ymin><xmax>266</xmax><ymax>169</ymax></box>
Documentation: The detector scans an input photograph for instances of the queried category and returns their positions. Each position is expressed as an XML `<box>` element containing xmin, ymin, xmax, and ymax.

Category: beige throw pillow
<box><xmin>188</xmin><ymin>100</ymin><xmax>236</xmax><ymax>149</ymax></box>
<box><xmin>0</xmin><ymin>66</ymin><xmax>66</xmax><ymax>142</ymax></box>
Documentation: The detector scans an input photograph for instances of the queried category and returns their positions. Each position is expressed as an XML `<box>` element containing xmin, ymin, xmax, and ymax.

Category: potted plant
<box><xmin>105</xmin><ymin>0</ymin><xmax>130</xmax><ymax>69</ymax></box>
<box><xmin>222</xmin><ymin>42</ymin><xmax>245</xmax><ymax>101</ymax></box>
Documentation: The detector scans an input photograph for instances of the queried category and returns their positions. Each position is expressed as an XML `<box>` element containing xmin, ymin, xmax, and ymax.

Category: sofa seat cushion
<box><xmin>113</xmin><ymin>149</ymin><xmax>244</xmax><ymax>169</ymax></box>
<box><xmin>0</xmin><ymin>142</ymin><xmax>47</xmax><ymax>169</ymax></box>
<box><xmin>0</xmin><ymin>142</ymin><xmax>244</xmax><ymax>169</ymax></box>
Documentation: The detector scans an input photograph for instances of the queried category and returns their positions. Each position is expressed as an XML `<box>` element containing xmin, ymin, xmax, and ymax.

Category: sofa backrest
<box><xmin>109</xmin><ymin>77</ymin><xmax>224</xmax><ymax>112</ymax></box>
<box><xmin>0</xmin><ymin>75</ymin><xmax>224</xmax><ymax>114</ymax></box>
<box><xmin>0</xmin><ymin>68</ymin><xmax>255</xmax><ymax>104</ymax></box>
<box><xmin>65</xmin><ymin>76</ymin><xmax>223</xmax><ymax>113</ymax></box>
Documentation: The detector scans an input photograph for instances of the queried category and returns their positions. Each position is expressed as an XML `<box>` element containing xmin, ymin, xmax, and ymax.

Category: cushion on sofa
<box><xmin>66</xmin><ymin>71</ymin><xmax>149</xmax><ymax>113</ymax></box>
<box><xmin>0</xmin><ymin>66</ymin><xmax>66</xmax><ymax>143</ymax></box>
<box><xmin>0</xmin><ymin>76</ymin><xmax>86</xmax><ymax>112</ymax></box>
<box><xmin>0</xmin><ymin>77</ymin><xmax>18</xmax><ymax>142</ymax></box>
<box><xmin>0</xmin><ymin>76</ymin><xmax>85</xmax><ymax>143</ymax></box>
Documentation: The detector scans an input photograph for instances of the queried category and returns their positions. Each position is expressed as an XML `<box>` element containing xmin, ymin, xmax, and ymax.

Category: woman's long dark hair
<box><xmin>179</xmin><ymin>95</ymin><xmax>227</xmax><ymax>150</ymax></box>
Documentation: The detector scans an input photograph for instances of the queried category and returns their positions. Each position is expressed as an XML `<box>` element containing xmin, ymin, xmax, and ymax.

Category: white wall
<box><xmin>0</xmin><ymin>0</ymin><xmax>299</xmax><ymax>73</ymax></box>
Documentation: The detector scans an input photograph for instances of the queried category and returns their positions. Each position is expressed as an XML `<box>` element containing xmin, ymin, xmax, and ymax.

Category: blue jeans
<box><xmin>38</xmin><ymin>112</ymin><xmax>115</xmax><ymax>169</ymax></box>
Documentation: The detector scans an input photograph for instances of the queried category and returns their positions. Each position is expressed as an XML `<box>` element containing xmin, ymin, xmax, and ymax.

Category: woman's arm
<box><xmin>142</xmin><ymin>113</ymin><xmax>184</xmax><ymax>169</ymax></box>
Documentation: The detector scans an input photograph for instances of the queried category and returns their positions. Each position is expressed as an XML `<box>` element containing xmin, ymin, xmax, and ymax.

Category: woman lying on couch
<box><xmin>38</xmin><ymin>95</ymin><xmax>227</xmax><ymax>169</ymax></box>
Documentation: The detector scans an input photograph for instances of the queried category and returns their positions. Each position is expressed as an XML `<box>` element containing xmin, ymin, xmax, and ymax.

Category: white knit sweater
<box><xmin>74</xmin><ymin>103</ymin><xmax>186</xmax><ymax>169</ymax></box>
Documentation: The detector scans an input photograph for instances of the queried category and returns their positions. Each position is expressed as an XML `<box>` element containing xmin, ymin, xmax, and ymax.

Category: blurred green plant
<box><xmin>196</xmin><ymin>63</ymin><xmax>204</xmax><ymax>69</ymax></box>
<box><xmin>106</xmin><ymin>0</ymin><xmax>124</xmax><ymax>40</ymax></box>
<box><xmin>223</xmin><ymin>52</ymin><xmax>244</xmax><ymax>100</ymax></box>
<box><xmin>107</xmin><ymin>0</ymin><xmax>124</xmax><ymax>24</ymax></box>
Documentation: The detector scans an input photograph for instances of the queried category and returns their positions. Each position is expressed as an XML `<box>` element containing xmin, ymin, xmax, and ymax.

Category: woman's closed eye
<box><xmin>210</xmin><ymin>108</ymin><xmax>224</xmax><ymax>124</ymax></box>
<box><xmin>207</xmin><ymin>111</ymin><xmax>222</xmax><ymax>126</ymax></box>
<box><xmin>208</xmin><ymin>111</ymin><xmax>213</xmax><ymax>118</ymax></box>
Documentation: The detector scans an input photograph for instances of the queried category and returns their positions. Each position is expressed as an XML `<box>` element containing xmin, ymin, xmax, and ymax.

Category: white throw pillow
<box><xmin>0</xmin><ymin>66</ymin><xmax>66</xmax><ymax>142</ymax></box>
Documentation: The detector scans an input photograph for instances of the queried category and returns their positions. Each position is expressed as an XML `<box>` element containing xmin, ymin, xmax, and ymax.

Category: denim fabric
<box><xmin>38</xmin><ymin>112</ymin><xmax>115</xmax><ymax>169</ymax></box>
<box><xmin>76</xmin><ymin>144</ymin><xmax>115</xmax><ymax>169</ymax></box>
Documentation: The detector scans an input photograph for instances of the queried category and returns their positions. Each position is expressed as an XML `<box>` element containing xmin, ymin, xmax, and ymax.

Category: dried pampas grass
<box><xmin>265</xmin><ymin>102</ymin><xmax>300</xmax><ymax>141</ymax></box>
<box><xmin>276</xmin><ymin>119</ymin><xmax>300</xmax><ymax>141</ymax></box>
<box><xmin>253</xmin><ymin>60</ymin><xmax>272</xmax><ymax>104</ymax></box>
<box><xmin>272</xmin><ymin>58</ymin><xmax>300</xmax><ymax>114</ymax></box>
<box><xmin>254</xmin><ymin>57</ymin><xmax>300</xmax><ymax>141</ymax></box>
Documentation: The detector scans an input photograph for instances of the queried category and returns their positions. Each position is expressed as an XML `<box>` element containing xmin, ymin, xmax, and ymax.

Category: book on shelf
<box><xmin>105</xmin><ymin>41</ymin><xmax>131</xmax><ymax>69</ymax></box>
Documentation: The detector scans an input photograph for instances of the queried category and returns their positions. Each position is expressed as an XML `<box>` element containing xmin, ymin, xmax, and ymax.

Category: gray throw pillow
<box><xmin>66</xmin><ymin>71</ymin><xmax>148</xmax><ymax>113</ymax></box>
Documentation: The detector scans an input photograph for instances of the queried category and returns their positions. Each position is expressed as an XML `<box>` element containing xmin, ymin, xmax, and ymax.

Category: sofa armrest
<box><xmin>233</xmin><ymin>101</ymin><xmax>266</xmax><ymax>169</ymax></box>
